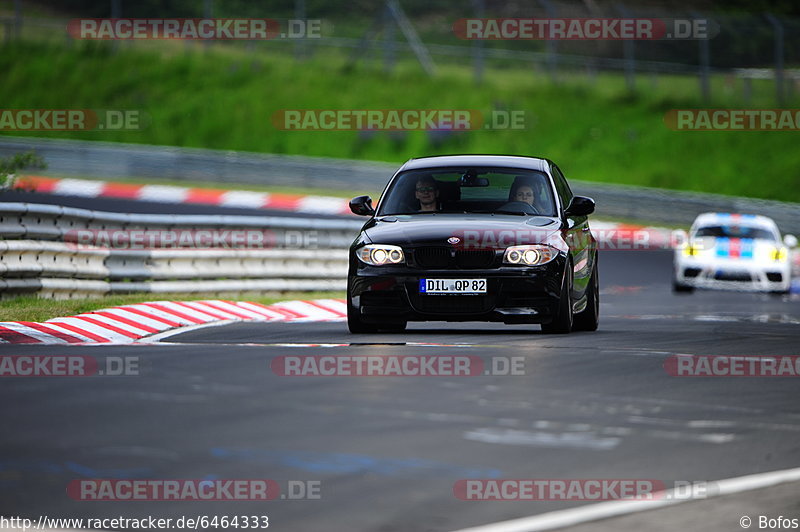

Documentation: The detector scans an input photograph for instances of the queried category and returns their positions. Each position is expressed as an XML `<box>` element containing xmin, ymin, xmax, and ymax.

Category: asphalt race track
<box><xmin>2</xmin><ymin>249</ymin><xmax>799</xmax><ymax>529</ymax></box>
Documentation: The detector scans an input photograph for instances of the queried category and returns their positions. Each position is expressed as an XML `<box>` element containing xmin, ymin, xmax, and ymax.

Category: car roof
<box><xmin>692</xmin><ymin>212</ymin><xmax>778</xmax><ymax>231</ymax></box>
<box><xmin>399</xmin><ymin>155</ymin><xmax>549</xmax><ymax>173</ymax></box>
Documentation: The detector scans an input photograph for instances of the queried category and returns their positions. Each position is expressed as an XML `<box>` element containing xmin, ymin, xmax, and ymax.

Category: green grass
<box><xmin>0</xmin><ymin>291</ymin><xmax>345</xmax><ymax>322</ymax></box>
<box><xmin>2</xmin><ymin>40</ymin><xmax>799</xmax><ymax>201</ymax></box>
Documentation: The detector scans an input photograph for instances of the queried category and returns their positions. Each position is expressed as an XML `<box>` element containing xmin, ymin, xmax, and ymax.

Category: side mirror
<box><xmin>784</xmin><ymin>234</ymin><xmax>798</xmax><ymax>248</ymax></box>
<box><xmin>565</xmin><ymin>196</ymin><xmax>595</xmax><ymax>217</ymax></box>
<box><xmin>349</xmin><ymin>195</ymin><xmax>375</xmax><ymax>216</ymax></box>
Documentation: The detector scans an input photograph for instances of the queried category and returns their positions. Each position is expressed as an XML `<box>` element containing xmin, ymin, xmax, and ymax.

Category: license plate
<box><xmin>419</xmin><ymin>279</ymin><xmax>487</xmax><ymax>294</ymax></box>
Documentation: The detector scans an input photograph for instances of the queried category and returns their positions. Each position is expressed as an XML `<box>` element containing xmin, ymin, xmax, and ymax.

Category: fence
<box><xmin>2</xmin><ymin>1</ymin><xmax>800</xmax><ymax>102</ymax></box>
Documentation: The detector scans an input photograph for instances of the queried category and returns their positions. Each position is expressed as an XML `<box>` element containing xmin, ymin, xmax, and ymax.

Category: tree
<box><xmin>0</xmin><ymin>151</ymin><xmax>48</xmax><ymax>190</ymax></box>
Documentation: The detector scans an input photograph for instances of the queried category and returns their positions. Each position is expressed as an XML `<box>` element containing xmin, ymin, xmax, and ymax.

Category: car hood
<box><xmin>363</xmin><ymin>214</ymin><xmax>562</xmax><ymax>249</ymax></box>
<box><xmin>689</xmin><ymin>236</ymin><xmax>779</xmax><ymax>261</ymax></box>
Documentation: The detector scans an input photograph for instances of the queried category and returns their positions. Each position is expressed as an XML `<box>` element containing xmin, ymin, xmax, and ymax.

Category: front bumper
<box><xmin>675</xmin><ymin>257</ymin><xmax>791</xmax><ymax>292</ymax></box>
<box><xmin>348</xmin><ymin>259</ymin><xmax>566</xmax><ymax>324</ymax></box>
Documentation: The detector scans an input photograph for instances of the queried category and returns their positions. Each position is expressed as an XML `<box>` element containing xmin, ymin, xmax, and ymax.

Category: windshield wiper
<box><xmin>383</xmin><ymin>211</ymin><xmax>439</xmax><ymax>215</ymax></box>
<box><xmin>492</xmin><ymin>209</ymin><xmax>528</xmax><ymax>215</ymax></box>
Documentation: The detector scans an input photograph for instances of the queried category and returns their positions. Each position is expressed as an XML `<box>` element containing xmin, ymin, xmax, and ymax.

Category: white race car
<box><xmin>673</xmin><ymin>213</ymin><xmax>796</xmax><ymax>294</ymax></box>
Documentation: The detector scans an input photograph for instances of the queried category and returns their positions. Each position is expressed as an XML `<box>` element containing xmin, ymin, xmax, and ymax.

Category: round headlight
<box><xmin>523</xmin><ymin>249</ymin><xmax>539</xmax><ymax>265</ymax></box>
<box><xmin>503</xmin><ymin>244</ymin><xmax>557</xmax><ymax>266</ymax></box>
<box><xmin>372</xmin><ymin>248</ymin><xmax>388</xmax><ymax>264</ymax></box>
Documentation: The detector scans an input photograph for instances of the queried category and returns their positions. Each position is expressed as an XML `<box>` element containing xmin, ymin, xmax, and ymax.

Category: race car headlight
<box><xmin>771</xmin><ymin>246</ymin><xmax>788</xmax><ymax>262</ymax></box>
<box><xmin>682</xmin><ymin>244</ymin><xmax>702</xmax><ymax>257</ymax></box>
<box><xmin>503</xmin><ymin>245</ymin><xmax>557</xmax><ymax>266</ymax></box>
<box><xmin>356</xmin><ymin>244</ymin><xmax>405</xmax><ymax>266</ymax></box>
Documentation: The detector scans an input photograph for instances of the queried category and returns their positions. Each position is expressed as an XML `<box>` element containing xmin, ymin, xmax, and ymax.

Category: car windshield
<box><xmin>694</xmin><ymin>224</ymin><xmax>777</xmax><ymax>241</ymax></box>
<box><xmin>377</xmin><ymin>167</ymin><xmax>557</xmax><ymax>216</ymax></box>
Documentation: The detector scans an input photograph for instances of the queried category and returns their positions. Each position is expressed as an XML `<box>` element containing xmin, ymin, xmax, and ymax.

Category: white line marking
<box><xmin>449</xmin><ymin>466</ymin><xmax>800</xmax><ymax>532</ymax></box>
<box><xmin>464</xmin><ymin>427</ymin><xmax>620</xmax><ymax>451</ymax></box>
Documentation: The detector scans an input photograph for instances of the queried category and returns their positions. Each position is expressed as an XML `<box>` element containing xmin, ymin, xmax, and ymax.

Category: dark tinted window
<box><xmin>694</xmin><ymin>225</ymin><xmax>777</xmax><ymax>241</ymax></box>
<box><xmin>377</xmin><ymin>167</ymin><xmax>557</xmax><ymax>216</ymax></box>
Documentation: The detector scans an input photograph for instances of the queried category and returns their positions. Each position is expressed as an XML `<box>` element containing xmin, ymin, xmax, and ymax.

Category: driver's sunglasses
<box><xmin>416</xmin><ymin>186</ymin><xmax>435</xmax><ymax>193</ymax></box>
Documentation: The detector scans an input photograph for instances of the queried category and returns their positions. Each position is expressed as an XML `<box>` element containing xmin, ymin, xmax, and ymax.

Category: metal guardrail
<box><xmin>1</xmin><ymin>136</ymin><xmax>798</xmax><ymax>234</ymax></box>
<box><xmin>1</xmin><ymin>201</ymin><xmax>797</xmax><ymax>298</ymax></box>
<box><xmin>0</xmin><ymin>202</ymin><xmax>362</xmax><ymax>245</ymax></box>
<box><xmin>0</xmin><ymin>203</ymin><xmax>354</xmax><ymax>298</ymax></box>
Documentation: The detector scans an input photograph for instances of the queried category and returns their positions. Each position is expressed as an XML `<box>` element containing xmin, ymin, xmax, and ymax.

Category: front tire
<box><xmin>347</xmin><ymin>298</ymin><xmax>407</xmax><ymax>333</ymax></box>
<box><xmin>573</xmin><ymin>259</ymin><xmax>599</xmax><ymax>332</ymax></box>
<box><xmin>542</xmin><ymin>268</ymin><xmax>573</xmax><ymax>334</ymax></box>
<box><xmin>347</xmin><ymin>299</ymin><xmax>379</xmax><ymax>333</ymax></box>
<box><xmin>672</xmin><ymin>279</ymin><xmax>694</xmax><ymax>293</ymax></box>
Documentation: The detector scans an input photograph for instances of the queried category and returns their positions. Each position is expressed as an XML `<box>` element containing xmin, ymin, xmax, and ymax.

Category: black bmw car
<box><xmin>347</xmin><ymin>155</ymin><xmax>599</xmax><ymax>334</ymax></box>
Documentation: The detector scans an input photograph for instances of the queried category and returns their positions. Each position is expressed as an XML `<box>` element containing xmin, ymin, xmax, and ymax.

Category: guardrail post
<box><xmin>204</xmin><ymin>0</ymin><xmax>213</xmax><ymax>50</ymax></box>
<box><xmin>765</xmin><ymin>13</ymin><xmax>784</xmax><ymax>106</ymax></box>
<box><xmin>693</xmin><ymin>12</ymin><xmax>711</xmax><ymax>103</ymax></box>
<box><xmin>294</xmin><ymin>0</ymin><xmax>307</xmax><ymax>60</ymax></box>
<box><xmin>14</xmin><ymin>0</ymin><xmax>22</xmax><ymax>39</ymax></box>
<box><xmin>471</xmin><ymin>0</ymin><xmax>485</xmax><ymax>85</ymax></box>
<box><xmin>615</xmin><ymin>3</ymin><xmax>636</xmax><ymax>92</ymax></box>
<box><xmin>383</xmin><ymin>2</ymin><xmax>396</xmax><ymax>73</ymax></box>
<box><xmin>538</xmin><ymin>0</ymin><xmax>559</xmax><ymax>83</ymax></box>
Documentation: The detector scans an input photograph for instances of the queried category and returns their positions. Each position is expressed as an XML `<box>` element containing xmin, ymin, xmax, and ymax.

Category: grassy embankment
<box><xmin>1</xmin><ymin>40</ymin><xmax>799</xmax><ymax>201</ymax></box>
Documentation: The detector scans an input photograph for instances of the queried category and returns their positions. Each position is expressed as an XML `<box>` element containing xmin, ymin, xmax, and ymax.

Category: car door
<box><xmin>551</xmin><ymin>163</ymin><xmax>593</xmax><ymax>301</ymax></box>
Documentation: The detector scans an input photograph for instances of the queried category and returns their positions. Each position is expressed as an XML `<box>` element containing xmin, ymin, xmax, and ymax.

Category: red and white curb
<box><xmin>16</xmin><ymin>175</ymin><xmax>353</xmax><ymax>216</ymax></box>
<box><xmin>0</xmin><ymin>299</ymin><xmax>347</xmax><ymax>345</ymax></box>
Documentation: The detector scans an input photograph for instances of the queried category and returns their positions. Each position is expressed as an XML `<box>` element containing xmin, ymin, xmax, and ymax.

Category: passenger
<box><xmin>415</xmin><ymin>175</ymin><xmax>440</xmax><ymax>212</ymax></box>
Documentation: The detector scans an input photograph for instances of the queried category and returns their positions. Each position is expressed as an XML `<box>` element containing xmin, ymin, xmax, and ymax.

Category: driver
<box><xmin>509</xmin><ymin>177</ymin><xmax>536</xmax><ymax>207</ymax></box>
<box><xmin>415</xmin><ymin>175</ymin><xmax>440</xmax><ymax>212</ymax></box>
